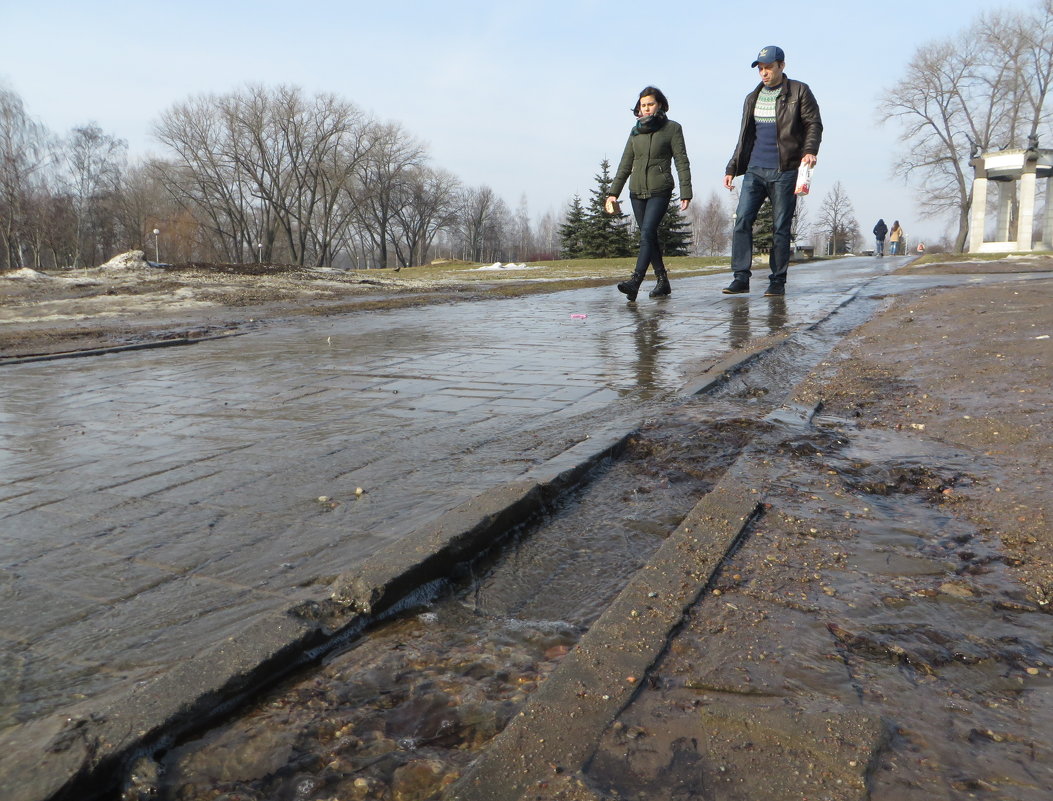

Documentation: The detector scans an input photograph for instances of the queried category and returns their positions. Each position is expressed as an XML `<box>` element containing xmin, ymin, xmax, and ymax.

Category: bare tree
<box><xmin>457</xmin><ymin>185</ymin><xmax>511</xmax><ymax>262</ymax></box>
<box><xmin>153</xmin><ymin>94</ymin><xmax>257</xmax><ymax>262</ymax></box>
<box><xmin>389</xmin><ymin>166</ymin><xmax>460</xmax><ymax>267</ymax></box>
<box><xmin>817</xmin><ymin>181</ymin><xmax>860</xmax><ymax>255</ymax></box>
<box><xmin>250</xmin><ymin>86</ymin><xmax>371</xmax><ymax>266</ymax></box>
<box><xmin>791</xmin><ymin>197</ymin><xmax>810</xmax><ymax>249</ymax></box>
<box><xmin>153</xmin><ymin>85</ymin><xmax>374</xmax><ymax>266</ymax></box>
<box><xmin>881</xmin><ymin>0</ymin><xmax>1053</xmax><ymax>251</ymax></box>
<box><xmin>509</xmin><ymin>195</ymin><xmax>533</xmax><ymax>261</ymax></box>
<box><xmin>690</xmin><ymin>191</ymin><xmax>732</xmax><ymax>256</ymax></box>
<box><xmin>534</xmin><ymin>208</ymin><xmax>561</xmax><ymax>260</ymax></box>
<box><xmin>0</xmin><ymin>86</ymin><xmax>51</xmax><ymax>270</ymax></box>
<box><xmin>353</xmin><ymin>121</ymin><xmax>426</xmax><ymax>268</ymax></box>
<box><xmin>63</xmin><ymin>123</ymin><xmax>127</xmax><ymax>266</ymax></box>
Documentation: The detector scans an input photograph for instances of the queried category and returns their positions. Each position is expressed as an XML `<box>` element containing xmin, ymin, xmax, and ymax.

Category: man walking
<box><xmin>873</xmin><ymin>219</ymin><xmax>888</xmax><ymax>256</ymax></box>
<box><xmin>723</xmin><ymin>45</ymin><xmax>823</xmax><ymax>296</ymax></box>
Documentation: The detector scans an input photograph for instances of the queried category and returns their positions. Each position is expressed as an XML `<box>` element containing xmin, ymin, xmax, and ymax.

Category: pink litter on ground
<box><xmin>570</xmin><ymin>313</ymin><xmax>588</xmax><ymax>319</ymax></box>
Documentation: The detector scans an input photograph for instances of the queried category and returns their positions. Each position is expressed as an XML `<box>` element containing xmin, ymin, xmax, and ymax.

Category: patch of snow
<box><xmin>465</xmin><ymin>262</ymin><xmax>540</xmax><ymax>272</ymax></box>
<box><xmin>2</xmin><ymin>267</ymin><xmax>52</xmax><ymax>280</ymax></box>
<box><xmin>99</xmin><ymin>250</ymin><xmax>150</xmax><ymax>270</ymax></box>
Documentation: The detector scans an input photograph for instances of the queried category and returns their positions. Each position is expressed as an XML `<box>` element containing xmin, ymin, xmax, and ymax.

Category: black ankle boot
<box><xmin>649</xmin><ymin>274</ymin><xmax>671</xmax><ymax>298</ymax></box>
<box><xmin>617</xmin><ymin>275</ymin><xmax>644</xmax><ymax>302</ymax></box>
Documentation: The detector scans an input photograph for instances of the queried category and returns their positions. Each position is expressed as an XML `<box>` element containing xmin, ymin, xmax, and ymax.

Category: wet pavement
<box><xmin>1</xmin><ymin>257</ymin><xmax>908</xmax><ymax>798</ymax></box>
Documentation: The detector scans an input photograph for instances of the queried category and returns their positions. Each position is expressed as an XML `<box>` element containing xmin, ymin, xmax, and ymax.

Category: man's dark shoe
<box><xmin>648</xmin><ymin>276</ymin><xmax>671</xmax><ymax>298</ymax></box>
<box><xmin>722</xmin><ymin>279</ymin><xmax>750</xmax><ymax>294</ymax></box>
<box><xmin>764</xmin><ymin>282</ymin><xmax>785</xmax><ymax>296</ymax></box>
<box><xmin>617</xmin><ymin>277</ymin><xmax>643</xmax><ymax>302</ymax></box>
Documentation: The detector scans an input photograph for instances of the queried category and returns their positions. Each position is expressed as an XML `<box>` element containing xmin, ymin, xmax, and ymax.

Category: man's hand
<box><xmin>802</xmin><ymin>154</ymin><xmax>817</xmax><ymax>167</ymax></box>
<box><xmin>723</xmin><ymin>175</ymin><xmax>735</xmax><ymax>191</ymax></box>
<box><xmin>680</xmin><ymin>198</ymin><xmax>691</xmax><ymax>211</ymax></box>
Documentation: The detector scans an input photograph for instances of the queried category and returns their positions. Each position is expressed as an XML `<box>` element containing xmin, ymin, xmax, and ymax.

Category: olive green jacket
<box><xmin>609</xmin><ymin>118</ymin><xmax>692</xmax><ymax>200</ymax></box>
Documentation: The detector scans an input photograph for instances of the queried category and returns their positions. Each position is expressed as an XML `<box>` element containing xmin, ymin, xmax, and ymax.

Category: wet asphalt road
<box><xmin>0</xmin><ymin>257</ymin><xmax>905</xmax><ymax>797</ymax></box>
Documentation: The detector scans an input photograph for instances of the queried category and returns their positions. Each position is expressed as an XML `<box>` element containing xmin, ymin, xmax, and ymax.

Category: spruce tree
<box><xmin>582</xmin><ymin>158</ymin><xmax>634</xmax><ymax>258</ymax></box>
<box><xmin>558</xmin><ymin>195</ymin><xmax>588</xmax><ymax>258</ymax></box>
<box><xmin>752</xmin><ymin>198</ymin><xmax>774</xmax><ymax>255</ymax></box>
<box><xmin>657</xmin><ymin>195</ymin><xmax>692</xmax><ymax>256</ymax></box>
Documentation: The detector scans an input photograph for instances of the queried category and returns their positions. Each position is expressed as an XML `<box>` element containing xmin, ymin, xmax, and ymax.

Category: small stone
<box><xmin>939</xmin><ymin>582</ymin><xmax>975</xmax><ymax>598</ymax></box>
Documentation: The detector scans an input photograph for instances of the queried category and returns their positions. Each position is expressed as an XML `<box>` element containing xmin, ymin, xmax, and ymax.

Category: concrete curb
<box><xmin>445</xmin><ymin>470</ymin><xmax>763</xmax><ymax>800</ymax></box>
<box><xmin>0</xmin><ymin>331</ymin><xmax>247</xmax><ymax>366</ymax></box>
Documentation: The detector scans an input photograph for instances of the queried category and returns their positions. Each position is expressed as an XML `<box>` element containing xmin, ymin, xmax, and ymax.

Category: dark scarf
<box><xmin>631</xmin><ymin>112</ymin><xmax>667</xmax><ymax>136</ymax></box>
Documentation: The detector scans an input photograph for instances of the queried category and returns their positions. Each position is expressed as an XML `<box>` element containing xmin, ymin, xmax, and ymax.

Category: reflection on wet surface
<box><xmin>727</xmin><ymin>295</ymin><xmax>789</xmax><ymax>351</ymax></box>
<box><xmin>0</xmin><ymin>275</ymin><xmax>844</xmax><ymax>733</ymax></box>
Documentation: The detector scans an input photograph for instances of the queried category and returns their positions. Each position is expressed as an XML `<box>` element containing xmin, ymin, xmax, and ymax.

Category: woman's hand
<box><xmin>680</xmin><ymin>198</ymin><xmax>691</xmax><ymax>212</ymax></box>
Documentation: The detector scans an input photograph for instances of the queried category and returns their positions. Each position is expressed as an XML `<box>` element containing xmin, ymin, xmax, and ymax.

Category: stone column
<box><xmin>996</xmin><ymin>181</ymin><xmax>1013</xmax><ymax>242</ymax></box>
<box><xmin>1043</xmin><ymin>176</ymin><xmax>1053</xmax><ymax>250</ymax></box>
<box><xmin>969</xmin><ymin>164</ymin><xmax>988</xmax><ymax>253</ymax></box>
<box><xmin>1017</xmin><ymin>162</ymin><xmax>1038</xmax><ymax>251</ymax></box>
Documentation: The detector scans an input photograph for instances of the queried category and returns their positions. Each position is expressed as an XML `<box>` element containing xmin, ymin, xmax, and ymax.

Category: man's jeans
<box><xmin>731</xmin><ymin>166</ymin><xmax>798</xmax><ymax>283</ymax></box>
<box><xmin>876</xmin><ymin>238</ymin><xmax>885</xmax><ymax>256</ymax></box>
<box><xmin>630</xmin><ymin>190</ymin><xmax>672</xmax><ymax>278</ymax></box>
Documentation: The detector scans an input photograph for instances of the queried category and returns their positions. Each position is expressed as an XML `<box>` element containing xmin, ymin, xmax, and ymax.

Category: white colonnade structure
<box><xmin>969</xmin><ymin>141</ymin><xmax>1053</xmax><ymax>253</ymax></box>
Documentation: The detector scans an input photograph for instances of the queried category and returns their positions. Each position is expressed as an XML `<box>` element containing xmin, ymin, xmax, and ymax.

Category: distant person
<box><xmin>723</xmin><ymin>45</ymin><xmax>823</xmax><ymax>296</ymax></box>
<box><xmin>607</xmin><ymin>86</ymin><xmax>693</xmax><ymax>302</ymax></box>
<box><xmin>873</xmin><ymin>218</ymin><xmax>888</xmax><ymax>256</ymax></box>
<box><xmin>889</xmin><ymin>220</ymin><xmax>903</xmax><ymax>255</ymax></box>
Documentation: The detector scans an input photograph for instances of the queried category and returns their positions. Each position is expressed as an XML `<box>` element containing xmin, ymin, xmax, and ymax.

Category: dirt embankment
<box><xmin>0</xmin><ymin>257</ymin><xmax>476</xmax><ymax>359</ymax></box>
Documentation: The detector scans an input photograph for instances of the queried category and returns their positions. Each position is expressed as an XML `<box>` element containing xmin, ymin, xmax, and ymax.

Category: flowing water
<box><xmin>117</xmin><ymin>301</ymin><xmax>883</xmax><ymax>801</ymax></box>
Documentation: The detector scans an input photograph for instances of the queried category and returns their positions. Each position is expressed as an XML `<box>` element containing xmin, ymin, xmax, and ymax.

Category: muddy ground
<box><xmin>581</xmin><ymin>273</ymin><xmax>1053</xmax><ymax>801</ymax></box>
<box><xmin>0</xmin><ymin>258</ymin><xmax>482</xmax><ymax>359</ymax></box>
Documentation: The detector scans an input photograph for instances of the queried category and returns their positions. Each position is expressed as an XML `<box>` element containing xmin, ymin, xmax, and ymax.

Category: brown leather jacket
<box><xmin>725</xmin><ymin>76</ymin><xmax>823</xmax><ymax>176</ymax></box>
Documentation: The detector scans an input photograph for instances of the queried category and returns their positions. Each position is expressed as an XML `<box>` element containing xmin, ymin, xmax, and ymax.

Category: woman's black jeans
<box><xmin>630</xmin><ymin>190</ymin><xmax>671</xmax><ymax>278</ymax></box>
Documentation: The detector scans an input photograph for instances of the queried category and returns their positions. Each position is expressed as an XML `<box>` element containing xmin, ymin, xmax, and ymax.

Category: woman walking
<box><xmin>889</xmin><ymin>221</ymin><xmax>903</xmax><ymax>255</ymax></box>
<box><xmin>606</xmin><ymin>86</ymin><xmax>692</xmax><ymax>301</ymax></box>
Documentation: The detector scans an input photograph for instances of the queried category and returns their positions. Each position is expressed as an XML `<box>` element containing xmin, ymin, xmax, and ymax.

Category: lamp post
<box><xmin>257</xmin><ymin>242</ymin><xmax>263</xmax><ymax>263</ymax></box>
<box><xmin>152</xmin><ymin>229</ymin><xmax>160</xmax><ymax>263</ymax></box>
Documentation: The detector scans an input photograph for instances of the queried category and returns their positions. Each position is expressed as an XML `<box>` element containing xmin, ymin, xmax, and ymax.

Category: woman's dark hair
<box><xmin>633</xmin><ymin>86</ymin><xmax>669</xmax><ymax>116</ymax></box>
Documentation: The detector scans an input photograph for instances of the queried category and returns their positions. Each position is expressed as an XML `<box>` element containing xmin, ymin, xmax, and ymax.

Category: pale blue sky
<box><xmin>0</xmin><ymin>0</ymin><xmax>1028</xmax><ymax>245</ymax></box>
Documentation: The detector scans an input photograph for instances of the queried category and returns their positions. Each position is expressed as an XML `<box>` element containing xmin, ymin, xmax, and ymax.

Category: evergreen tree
<box><xmin>558</xmin><ymin>195</ymin><xmax>588</xmax><ymax>258</ymax></box>
<box><xmin>582</xmin><ymin>158</ymin><xmax>634</xmax><ymax>258</ymax></box>
<box><xmin>657</xmin><ymin>195</ymin><xmax>692</xmax><ymax>256</ymax></box>
<box><xmin>752</xmin><ymin>198</ymin><xmax>774</xmax><ymax>254</ymax></box>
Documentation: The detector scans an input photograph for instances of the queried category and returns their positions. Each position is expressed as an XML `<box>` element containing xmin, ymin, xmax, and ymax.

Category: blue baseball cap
<box><xmin>751</xmin><ymin>45</ymin><xmax>785</xmax><ymax>67</ymax></box>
